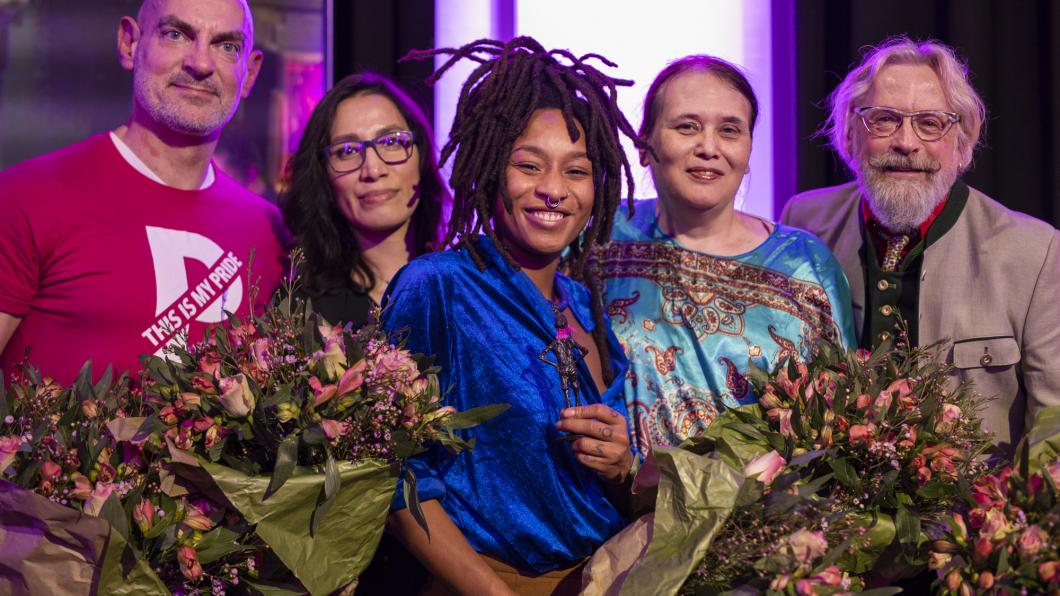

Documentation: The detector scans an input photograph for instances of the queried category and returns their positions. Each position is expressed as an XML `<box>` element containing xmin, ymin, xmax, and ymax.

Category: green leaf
<box><xmin>143</xmin><ymin>357</ymin><xmax>176</xmax><ymax>385</ymax></box>
<box><xmin>916</xmin><ymin>480</ymin><xmax>949</xmax><ymax>500</ymax></box>
<box><xmin>829</xmin><ymin>457</ymin><xmax>860</xmax><ymax>490</ymax></box>
<box><xmin>444</xmin><ymin>404</ymin><xmax>510</xmax><ymax>430</ymax></box>
<box><xmin>92</xmin><ymin>365</ymin><xmax>114</xmax><ymax>399</ymax></box>
<box><xmin>99</xmin><ymin>491</ymin><xmax>132</xmax><ymax>542</ymax></box>
<box><xmin>72</xmin><ymin>360</ymin><xmax>95</xmax><ymax>403</ymax></box>
<box><xmin>323</xmin><ymin>453</ymin><xmax>340</xmax><ymax>500</ymax></box>
<box><xmin>196</xmin><ymin>526</ymin><xmax>251</xmax><ymax>564</ymax></box>
<box><xmin>262</xmin><ymin>383</ymin><xmax>295</xmax><ymax>408</ymax></box>
<box><xmin>895</xmin><ymin>504</ymin><xmax>920</xmax><ymax>552</ymax></box>
<box><xmin>266</xmin><ymin>433</ymin><xmax>299</xmax><ymax>499</ymax></box>
<box><xmin>404</xmin><ymin>469</ymin><xmax>430</xmax><ymax>540</ymax></box>
<box><xmin>0</xmin><ymin>377</ymin><xmax>9</xmax><ymax>420</ymax></box>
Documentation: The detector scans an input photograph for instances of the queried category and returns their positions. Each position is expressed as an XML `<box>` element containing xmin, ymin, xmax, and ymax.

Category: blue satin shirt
<box><xmin>381</xmin><ymin>236</ymin><xmax>631</xmax><ymax>573</ymax></box>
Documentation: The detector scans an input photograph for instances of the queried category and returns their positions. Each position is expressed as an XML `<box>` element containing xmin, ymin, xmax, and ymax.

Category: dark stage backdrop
<box><xmin>794</xmin><ymin>0</ymin><xmax>1060</xmax><ymax>227</ymax></box>
<box><xmin>332</xmin><ymin>0</ymin><xmax>435</xmax><ymax>125</ymax></box>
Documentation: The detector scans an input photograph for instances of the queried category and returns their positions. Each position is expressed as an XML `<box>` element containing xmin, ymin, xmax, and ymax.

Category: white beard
<box><xmin>857</xmin><ymin>152</ymin><xmax>957</xmax><ymax>233</ymax></box>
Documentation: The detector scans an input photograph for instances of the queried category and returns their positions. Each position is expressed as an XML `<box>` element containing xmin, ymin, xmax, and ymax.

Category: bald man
<box><xmin>0</xmin><ymin>0</ymin><xmax>288</xmax><ymax>384</ymax></box>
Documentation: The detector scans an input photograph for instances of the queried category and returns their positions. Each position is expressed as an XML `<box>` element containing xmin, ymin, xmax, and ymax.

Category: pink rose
<box><xmin>193</xmin><ymin>416</ymin><xmax>215</xmax><ymax>433</ymax></box>
<box><xmin>218</xmin><ymin>374</ymin><xmax>255</xmax><ymax>417</ymax></box>
<box><xmin>83</xmin><ymin>482</ymin><xmax>116</xmax><ymax>516</ymax></box>
<box><xmin>786</xmin><ymin>529</ymin><xmax>828</xmax><ymax>565</ymax></box>
<box><xmin>1018</xmin><ymin>525</ymin><xmax>1048</xmax><ymax>558</ymax></box>
<box><xmin>177</xmin><ymin>545</ymin><xmax>203</xmax><ymax>581</ymax></box>
<box><xmin>935</xmin><ymin>404</ymin><xmax>962</xmax><ymax>432</ymax></box>
<box><xmin>375</xmin><ymin>348</ymin><xmax>418</xmax><ymax>378</ymax></box>
<box><xmin>321</xmin><ymin>419</ymin><xmax>350</xmax><ymax>440</ymax></box>
<box><xmin>743</xmin><ymin>450</ymin><xmax>787</xmax><ymax>486</ymax></box>
<box><xmin>250</xmin><ymin>338</ymin><xmax>271</xmax><ymax>373</ymax></box>
<box><xmin>0</xmin><ymin>435</ymin><xmax>22</xmax><ymax>473</ymax></box>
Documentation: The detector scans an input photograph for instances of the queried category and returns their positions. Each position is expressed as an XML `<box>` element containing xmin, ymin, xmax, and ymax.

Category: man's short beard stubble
<box><xmin>133</xmin><ymin>66</ymin><xmax>234</xmax><ymax>138</ymax></box>
<box><xmin>856</xmin><ymin>151</ymin><xmax>958</xmax><ymax>234</ymax></box>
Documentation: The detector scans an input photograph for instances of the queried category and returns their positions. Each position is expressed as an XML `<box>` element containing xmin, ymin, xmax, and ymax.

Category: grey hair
<box><xmin>823</xmin><ymin>36</ymin><xmax>986</xmax><ymax>174</ymax></box>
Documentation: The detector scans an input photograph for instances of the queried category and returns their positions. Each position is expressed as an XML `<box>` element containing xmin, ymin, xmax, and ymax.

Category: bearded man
<box><xmin>0</xmin><ymin>0</ymin><xmax>287</xmax><ymax>385</ymax></box>
<box><xmin>782</xmin><ymin>36</ymin><xmax>1060</xmax><ymax>451</ymax></box>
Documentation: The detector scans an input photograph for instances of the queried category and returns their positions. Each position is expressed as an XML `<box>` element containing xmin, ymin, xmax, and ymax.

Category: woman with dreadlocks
<box><xmin>379</xmin><ymin>38</ymin><xmax>648</xmax><ymax>595</ymax></box>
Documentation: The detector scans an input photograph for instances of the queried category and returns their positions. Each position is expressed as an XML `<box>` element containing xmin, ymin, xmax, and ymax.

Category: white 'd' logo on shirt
<box><xmin>141</xmin><ymin>226</ymin><xmax>245</xmax><ymax>355</ymax></box>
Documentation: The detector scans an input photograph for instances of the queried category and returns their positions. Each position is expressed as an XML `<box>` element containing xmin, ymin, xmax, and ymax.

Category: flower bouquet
<box><xmin>583</xmin><ymin>336</ymin><xmax>994</xmax><ymax>595</ymax></box>
<box><xmin>0</xmin><ymin>363</ymin><xmax>252</xmax><ymax>595</ymax></box>
<box><xmin>929</xmin><ymin>406</ymin><xmax>1060</xmax><ymax>595</ymax></box>
<box><xmin>140</xmin><ymin>292</ymin><xmax>506</xmax><ymax>594</ymax></box>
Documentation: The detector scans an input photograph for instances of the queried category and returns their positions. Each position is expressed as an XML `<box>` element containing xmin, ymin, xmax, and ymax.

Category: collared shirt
<box><xmin>381</xmin><ymin>236</ymin><xmax>631</xmax><ymax>573</ymax></box>
<box><xmin>860</xmin><ymin>195</ymin><xmax>948</xmax><ymax>268</ymax></box>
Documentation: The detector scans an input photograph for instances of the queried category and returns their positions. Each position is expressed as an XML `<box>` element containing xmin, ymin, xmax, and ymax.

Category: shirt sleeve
<box><xmin>379</xmin><ymin>258</ymin><xmax>451</xmax><ymax>509</ymax></box>
<box><xmin>0</xmin><ymin>188</ymin><xmax>41</xmax><ymax>317</ymax></box>
<box><xmin>1022</xmin><ymin>228</ymin><xmax>1060</xmax><ymax>426</ymax></box>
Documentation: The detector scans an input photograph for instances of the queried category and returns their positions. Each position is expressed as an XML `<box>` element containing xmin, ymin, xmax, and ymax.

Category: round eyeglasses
<box><xmin>323</xmin><ymin>130</ymin><xmax>416</xmax><ymax>173</ymax></box>
<box><xmin>852</xmin><ymin>106</ymin><xmax>960</xmax><ymax>142</ymax></box>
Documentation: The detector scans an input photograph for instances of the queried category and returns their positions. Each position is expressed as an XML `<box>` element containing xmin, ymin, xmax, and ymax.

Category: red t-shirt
<box><xmin>0</xmin><ymin>134</ymin><xmax>288</xmax><ymax>384</ymax></box>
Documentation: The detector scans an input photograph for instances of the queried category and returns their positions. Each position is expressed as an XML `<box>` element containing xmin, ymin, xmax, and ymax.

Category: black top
<box><xmin>296</xmin><ymin>281</ymin><xmax>376</xmax><ymax>328</ymax></box>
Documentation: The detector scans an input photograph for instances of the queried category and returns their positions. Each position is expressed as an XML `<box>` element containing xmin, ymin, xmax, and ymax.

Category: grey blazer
<box><xmin>781</xmin><ymin>182</ymin><xmax>1060</xmax><ymax>450</ymax></box>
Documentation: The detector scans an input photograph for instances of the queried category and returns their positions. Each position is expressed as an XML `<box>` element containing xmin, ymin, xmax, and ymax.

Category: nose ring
<box><xmin>545</xmin><ymin>195</ymin><xmax>564</xmax><ymax>209</ymax></box>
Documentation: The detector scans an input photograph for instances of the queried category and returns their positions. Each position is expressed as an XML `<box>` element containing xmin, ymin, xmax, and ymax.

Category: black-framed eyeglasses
<box><xmin>323</xmin><ymin>130</ymin><xmax>416</xmax><ymax>173</ymax></box>
<box><xmin>852</xmin><ymin>106</ymin><xmax>961</xmax><ymax>142</ymax></box>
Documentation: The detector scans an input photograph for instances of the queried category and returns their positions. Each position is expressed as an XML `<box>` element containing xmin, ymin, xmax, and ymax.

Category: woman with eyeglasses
<box><xmin>281</xmin><ymin>72</ymin><xmax>449</xmax><ymax>328</ymax></box>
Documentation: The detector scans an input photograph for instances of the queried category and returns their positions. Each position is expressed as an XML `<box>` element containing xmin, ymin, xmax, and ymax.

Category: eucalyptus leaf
<box><xmin>444</xmin><ymin>404</ymin><xmax>511</xmax><ymax>430</ymax></box>
<box><xmin>266</xmin><ymin>433</ymin><xmax>300</xmax><ymax>499</ymax></box>
<box><xmin>404</xmin><ymin>469</ymin><xmax>430</xmax><ymax>540</ymax></box>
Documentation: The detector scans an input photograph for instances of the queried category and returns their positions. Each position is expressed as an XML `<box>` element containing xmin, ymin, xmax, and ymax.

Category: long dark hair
<box><xmin>281</xmin><ymin>72</ymin><xmax>449</xmax><ymax>294</ymax></box>
<box><xmin>404</xmin><ymin>37</ymin><xmax>649</xmax><ymax>383</ymax></box>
